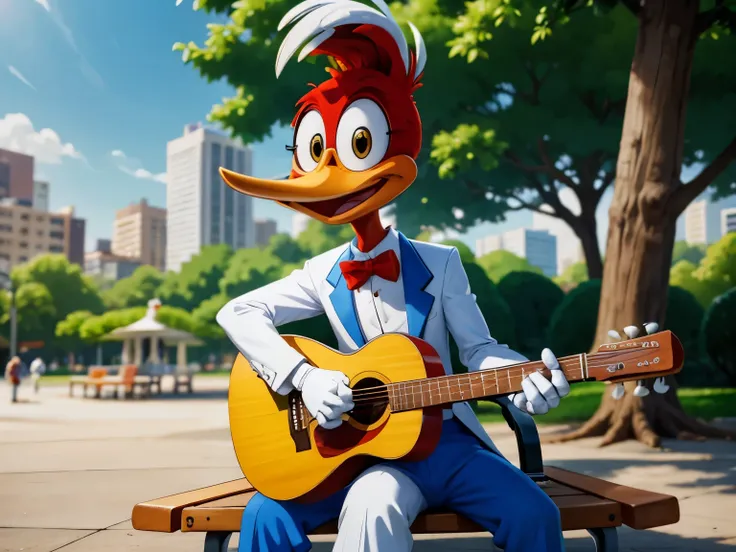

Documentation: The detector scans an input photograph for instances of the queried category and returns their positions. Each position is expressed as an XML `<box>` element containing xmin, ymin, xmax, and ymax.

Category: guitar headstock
<box><xmin>586</xmin><ymin>328</ymin><xmax>684</xmax><ymax>398</ymax></box>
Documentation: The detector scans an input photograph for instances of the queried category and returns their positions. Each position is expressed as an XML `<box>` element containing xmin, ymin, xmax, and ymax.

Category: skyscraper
<box><xmin>112</xmin><ymin>199</ymin><xmax>167</xmax><ymax>271</ymax></box>
<box><xmin>255</xmin><ymin>218</ymin><xmax>278</xmax><ymax>247</ymax></box>
<box><xmin>721</xmin><ymin>207</ymin><xmax>736</xmax><ymax>237</ymax></box>
<box><xmin>33</xmin><ymin>180</ymin><xmax>49</xmax><ymax>211</ymax></box>
<box><xmin>684</xmin><ymin>199</ymin><xmax>708</xmax><ymax>245</ymax></box>
<box><xmin>0</xmin><ymin>148</ymin><xmax>34</xmax><ymax>202</ymax></box>
<box><xmin>166</xmin><ymin>124</ymin><xmax>254</xmax><ymax>272</ymax></box>
<box><xmin>531</xmin><ymin>211</ymin><xmax>584</xmax><ymax>273</ymax></box>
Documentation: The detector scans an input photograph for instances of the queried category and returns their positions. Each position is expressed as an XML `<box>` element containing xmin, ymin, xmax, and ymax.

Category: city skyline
<box><xmin>1</xmin><ymin>0</ymin><xmax>734</xmax><ymax>262</ymax></box>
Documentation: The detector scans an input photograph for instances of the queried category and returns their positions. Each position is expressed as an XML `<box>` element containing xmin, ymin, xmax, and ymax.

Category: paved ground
<box><xmin>1</xmin><ymin>377</ymin><xmax>735</xmax><ymax>552</ymax></box>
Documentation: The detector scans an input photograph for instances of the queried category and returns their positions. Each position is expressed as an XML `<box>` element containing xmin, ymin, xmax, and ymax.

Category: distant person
<box><xmin>5</xmin><ymin>356</ymin><xmax>21</xmax><ymax>403</ymax></box>
<box><xmin>30</xmin><ymin>357</ymin><xmax>46</xmax><ymax>394</ymax></box>
<box><xmin>50</xmin><ymin>359</ymin><xmax>59</xmax><ymax>372</ymax></box>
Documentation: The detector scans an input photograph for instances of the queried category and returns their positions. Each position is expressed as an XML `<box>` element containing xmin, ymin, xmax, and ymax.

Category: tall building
<box><xmin>531</xmin><ymin>211</ymin><xmax>584</xmax><ymax>273</ymax></box>
<box><xmin>684</xmin><ymin>199</ymin><xmax>708</xmax><ymax>245</ymax></box>
<box><xmin>0</xmin><ymin>200</ymin><xmax>85</xmax><ymax>269</ymax></box>
<box><xmin>475</xmin><ymin>228</ymin><xmax>558</xmax><ymax>277</ymax></box>
<box><xmin>85</xmin><ymin>241</ymin><xmax>141</xmax><ymax>281</ymax></box>
<box><xmin>33</xmin><ymin>180</ymin><xmax>49</xmax><ymax>211</ymax></box>
<box><xmin>255</xmin><ymin>218</ymin><xmax>278</xmax><ymax>247</ymax></box>
<box><xmin>166</xmin><ymin>123</ymin><xmax>255</xmax><ymax>272</ymax></box>
<box><xmin>722</xmin><ymin>207</ymin><xmax>736</xmax><ymax>237</ymax></box>
<box><xmin>112</xmin><ymin>199</ymin><xmax>167</xmax><ymax>271</ymax></box>
<box><xmin>0</xmin><ymin>148</ymin><xmax>34</xmax><ymax>202</ymax></box>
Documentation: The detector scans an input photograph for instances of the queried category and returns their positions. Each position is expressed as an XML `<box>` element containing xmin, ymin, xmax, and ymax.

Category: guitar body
<box><xmin>228</xmin><ymin>333</ymin><xmax>445</xmax><ymax>503</ymax></box>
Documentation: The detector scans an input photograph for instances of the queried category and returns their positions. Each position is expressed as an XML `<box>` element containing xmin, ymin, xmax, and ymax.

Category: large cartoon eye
<box><xmin>293</xmin><ymin>110</ymin><xmax>326</xmax><ymax>172</ymax></box>
<box><xmin>336</xmin><ymin>99</ymin><xmax>390</xmax><ymax>171</ymax></box>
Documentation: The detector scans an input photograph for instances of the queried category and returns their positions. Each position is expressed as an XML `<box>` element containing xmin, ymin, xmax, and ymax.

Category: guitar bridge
<box><xmin>288</xmin><ymin>391</ymin><xmax>312</xmax><ymax>452</ymax></box>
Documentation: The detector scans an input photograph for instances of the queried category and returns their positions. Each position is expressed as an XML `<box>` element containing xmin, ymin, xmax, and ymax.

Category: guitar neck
<box><xmin>387</xmin><ymin>354</ymin><xmax>589</xmax><ymax>412</ymax></box>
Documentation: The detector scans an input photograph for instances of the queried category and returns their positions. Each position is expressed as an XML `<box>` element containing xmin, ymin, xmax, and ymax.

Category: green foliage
<box><xmin>296</xmin><ymin>220</ymin><xmax>354</xmax><ymax>257</ymax></box>
<box><xmin>671</xmin><ymin>241</ymin><xmax>707</xmax><ymax>267</ymax></box>
<box><xmin>12</xmin><ymin>255</ymin><xmax>104</xmax><ymax>320</ymax></box>
<box><xmin>497</xmin><ymin>271</ymin><xmax>564</xmax><ymax>356</ymax></box>
<box><xmin>280</xmin><ymin>262</ymin><xmax>303</xmax><ymax>278</ymax></box>
<box><xmin>158</xmin><ymin>245</ymin><xmax>232</xmax><ymax>310</ymax></box>
<box><xmin>78</xmin><ymin>308</ymin><xmax>146</xmax><ymax>343</ymax></box>
<box><xmin>548</xmin><ymin>279</ymin><xmax>602</xmax><ymax>356</ymax></box>
<box><xmin>414</xmin><ymin>230</ymin><xmax>433</xmax><ymax>242</ymax></box>
<box><xmin>440</xmin><ymin>240</ymin><xmax>475</xmax><ymax>263</ymax></box>
<box><xmin>477</xmin><ymin>250</ymin><xmax>543</xmax><ymax>283</ymax></box>
<box><xmin>554</xmin><ymin>261</ymin><xmax>588</xmax><ymax>286</ymax></box>
<box><xmin>15</xmin><ymin>282</ymin><xmax>56</xmax><ymax>342</ymax></box>
<box><xmin>55</xmin><ymin>310</ymin><xmax>95</xmax><ymax>350</ymax></box>
<box><xmin>700</xmin><ymin>288</ymin><xmax>736</xmax><ymax>386</ymax></box>
<box><xmin>191</xmin><ymin>294</ymin><xmax>230</xmax><ymax>340</ymax></box>
<box><xmin>265</xmin><ymin>233</ymin><xmax>307</xmax><ymax>264</ymax></box>
<box><xmin>102</xmin><ymin>266</ymin><xmax>165</xmax><ymax>310</ymax></box>
<box><xmin>670</xmin><ymin>233</ymin><xmax>736</xmax><ymax>308</ymax></box>
<box><xmin>665</xmin><ymin>286</ymin><xmax>708</xmax><ymax>387</ymax></box>
<box><xmin>220</xmin><ymin>248</ymin><xmax>283</xmax><ymax>298</ymax></box>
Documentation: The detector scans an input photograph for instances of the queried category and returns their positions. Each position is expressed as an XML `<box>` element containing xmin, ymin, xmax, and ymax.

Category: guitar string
<box><xmin>347</xmin><ymin>354</ymin><xmax>664</xmax><ymax>405</ymax></box>
<box><xmin>348</xmin><ymin>350</ymin><xmax>654</xmax><ymax>398</ymax></box>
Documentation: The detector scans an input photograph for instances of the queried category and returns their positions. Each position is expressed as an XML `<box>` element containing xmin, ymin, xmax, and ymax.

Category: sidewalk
<box><xmin>1</xmin><ymin>378</ymin><xmax>734</xmax><ymax>551</ymax></box>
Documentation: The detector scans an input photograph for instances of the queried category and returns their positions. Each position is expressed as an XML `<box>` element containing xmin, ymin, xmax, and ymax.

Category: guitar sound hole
<box><xmin>350</xmin><ymin>377</ymin><xmax>388</xmax><ymax>425</ymax></box>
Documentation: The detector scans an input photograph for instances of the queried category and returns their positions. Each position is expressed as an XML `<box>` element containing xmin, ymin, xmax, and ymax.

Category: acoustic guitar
<box><xmin>229</xmin><ymin>330</ymin><xmax>684</xmax><ymax>502</ymax></box>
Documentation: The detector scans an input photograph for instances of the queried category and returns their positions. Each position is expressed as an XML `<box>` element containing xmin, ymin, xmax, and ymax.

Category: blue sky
<box><xmin>0</xmin><ymin>0</ymin><xmax>732</xmax><ymax>255</ymax></box>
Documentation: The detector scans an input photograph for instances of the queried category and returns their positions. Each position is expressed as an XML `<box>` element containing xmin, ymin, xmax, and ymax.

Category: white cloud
<box><xmin>0</xmin><ymin>113</ymin><xmax>84</xmax><ymax>164</ymax></box>
<box><xmin>34</xmin><ymin>0</ymin><xmax>50</xmax><ymax>11</ymax></box>
<box><xmin>110</xmin><ymin>150</ymin><xmax>167</xmax><ymax>184</ymax></box>
<box><xmin>8</xmin><ymin>66</ymin><xmax>37</xmax><ymax>91</ymax></box>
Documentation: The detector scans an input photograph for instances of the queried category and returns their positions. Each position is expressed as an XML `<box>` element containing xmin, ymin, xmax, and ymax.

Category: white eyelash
<box><xmin>275</xmin><ymin>0</ymin><xmax>426</xmax><ymax>82</ymax></box>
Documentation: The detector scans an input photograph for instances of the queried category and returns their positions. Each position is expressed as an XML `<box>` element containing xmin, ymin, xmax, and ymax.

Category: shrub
<box><xmin>664</xmin><ymin>286</ymin><xmax>706</xmax><ymax>387</ymax></box>
<box><xmin>498</xmin><ymin>271</ymin><xmax>564</xmax><ymax>358</ymax></box>
<box><xmin>700</xmin><ymin>288</ymin><xmax>736</xmax><ymax>386</ymax></box>
<box><xmin>547</xmin><ymin>279</ymin><xmax>602</xmax><ymax>356</ymax></box>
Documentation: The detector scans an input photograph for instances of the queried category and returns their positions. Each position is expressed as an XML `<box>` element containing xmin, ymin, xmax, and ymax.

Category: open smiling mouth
<box><xmin>291</xmin><ymin>179</ymin><xmax>387</xmax><ymax>218</ymax></box>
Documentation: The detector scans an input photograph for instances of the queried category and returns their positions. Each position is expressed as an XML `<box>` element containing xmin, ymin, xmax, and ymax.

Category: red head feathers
<box><xmin>220</xmin><ymin>0</ymin><xmax>426</xmax><ymax>236</ymax></box>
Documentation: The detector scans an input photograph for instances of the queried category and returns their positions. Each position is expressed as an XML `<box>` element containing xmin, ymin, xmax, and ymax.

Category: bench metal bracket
<box><xmin>490</xmin><ymin>397</ymin><xmax>545</xmax><ymax>479</ymax></box>
<box><xmin>204</xmin><ymin>531</ymin><xmax>232</xmax><ymax>552</ymax></box>
<box><xmin>588</xmin><ymin>527</ymin><xmax>618</xmax><ymax>552</ymax></box>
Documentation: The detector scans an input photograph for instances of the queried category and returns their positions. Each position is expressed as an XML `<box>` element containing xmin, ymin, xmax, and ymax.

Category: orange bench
<box><xmin>68</xmin><ymin>367</ymin><xmax>109</xmax><ymax>398</ymax></box>
<box><xmin>131</xmin><ymin>399</ymin><xmax>679</xmax><ymax>551</ymax></box>
<box><xmin>70</xmin><ymin>365</ymin><xmax>153</xmax><ymax>399</ymax></box>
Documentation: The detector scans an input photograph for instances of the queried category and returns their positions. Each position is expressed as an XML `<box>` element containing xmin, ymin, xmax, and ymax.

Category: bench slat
<box><xmin>545</xmin><ymin>466</ymin><xmax>680</xmax><ymax>530</ymax></box>
<box><xmin>132</xmin><ymin>479</ymin><xmax>252</xmax><ymax>533</ymax></box>
<box><xmin>177</xmin><ymin>481</ymin><xmax>619</xmax><ymax>534</ymax></box>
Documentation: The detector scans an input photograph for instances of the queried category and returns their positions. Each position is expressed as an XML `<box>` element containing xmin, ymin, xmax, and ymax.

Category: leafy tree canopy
<box><xmin>700</xmin><ymin>287</ymin><xmax>736</xmax><ymax>386</ymax></box>
<box><xmin>220</xmin><ymin>247</ymin><xmax>283</xmax><ymax>298</ymax></box>
<box><xmin>265</xmin><ymin>233</ymin><xmax>307</xmax><ymax>264</ymax></box>
<box><xmin>158</xmin><ymin>244</ymin><xmax>232</xmax><ymax>310</ymax></box>
<box><xmin>15</xmin><ymin>282</ymin><xmax>57</xmax><ymax>343</ymax></box>
<box><xmin>554</xmin><ymin>261</ymin><xmax>588</xmax><ymax>286</ymax></box>
<box><xmin>102</xmin><ymin>265</ymin><xmax>165</xmax><ymax>310</ymax></box>
<box><xmin>671</xmin><ymin>241</ymin><xmax>707</xmax><ymax>267</ymax></box>
<box><xmin>55</xmin><ymin>310</ymin><xmax>95</xmax><ymax>350</ymax></box>
<box><xmin>79</xmin><ymin>308</ymin><xmax>146</xmax><ymax>343</ymax></box>
<box><xmin>296</xmin><ymin>220</ymin><xmax>354</xmax><ymax>257</ymax></box>
<box><xmin>440</xmin><ymin>240</ymin><xmax>475</xmax><ymax>263</ymax></box>
<box><xmin>476</xmin><ymin>249</ymin><xmax>542</xmax><ymax>282</ymax></box>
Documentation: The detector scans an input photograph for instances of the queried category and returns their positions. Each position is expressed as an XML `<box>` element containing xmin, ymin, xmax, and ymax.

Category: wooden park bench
<box><xmin>131</xmin><ymin>399</ymin><xmax>680</xmax><ymax>551</ymax></box>
<box><xmin>70</xmin><ymin>365</ymin><xmax>153</xmax><ymax>399</ymax></box>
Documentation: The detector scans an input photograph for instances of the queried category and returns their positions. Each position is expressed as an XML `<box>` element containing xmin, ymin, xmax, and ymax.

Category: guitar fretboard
<box><xmin>386</xmin><ymin>355</ymin><xmax>588</xmax><ymax>412</ymax></box>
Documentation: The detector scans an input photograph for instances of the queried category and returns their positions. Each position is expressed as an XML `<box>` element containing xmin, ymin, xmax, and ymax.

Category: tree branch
<box><xmin>507</xmin><ymin>193</ymin><xmax>550</xmax><ymax>215</ymax></box>
<box><xmin>671</xmin><ymin>135</ymin><xmax>736</xmax><ymax>215</ymax></box>
<box><xmin>536</xmin><ymin>138</ymin><xmax>579</xmax><ymax>189</ymax></box>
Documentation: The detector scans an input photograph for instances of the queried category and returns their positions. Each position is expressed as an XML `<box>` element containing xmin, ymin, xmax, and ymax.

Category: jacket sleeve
<box><xmin>216</xmin><ymin>259</ymin><xmax>324</xmax><ymax>395</ymax></box>
<box><xmin>441</xmin><ymin>248</ymin><xmax>528</xmax><ymax>371</ymax></box>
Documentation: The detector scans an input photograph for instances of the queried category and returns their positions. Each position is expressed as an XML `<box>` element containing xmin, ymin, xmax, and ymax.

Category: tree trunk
<box><xmin>548</xmin><ymin>0</ymin><xmax>736</xmax><ymax>447</ymax></box>
<box><xmin>571</xmin><ymin>210</ymin><xmax>603</xmax><ymax>280</ymax></box>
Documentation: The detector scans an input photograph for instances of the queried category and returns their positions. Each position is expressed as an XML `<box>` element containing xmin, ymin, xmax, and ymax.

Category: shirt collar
<box><xmin>349</xmin><ymin>226</ymin><xmax>400</xmax><ymax>261</ymax></box>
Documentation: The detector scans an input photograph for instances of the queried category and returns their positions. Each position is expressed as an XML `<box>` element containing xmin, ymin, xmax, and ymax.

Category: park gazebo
<box><xmin>102</xmin><ymin>298</ymin><xmax>203</xmax><ymax>394</ymax></box>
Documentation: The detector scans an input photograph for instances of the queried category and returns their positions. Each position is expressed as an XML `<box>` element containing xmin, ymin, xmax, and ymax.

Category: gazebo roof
<box><xmin>103</xmin><ymin>299</ymin><xmax>203</xmax><ymax>346</ymax></box>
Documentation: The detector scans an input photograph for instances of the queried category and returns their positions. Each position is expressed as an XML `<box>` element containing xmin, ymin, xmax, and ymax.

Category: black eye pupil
<box><xmin>356</xmin><ymin>133</ymin><xmax>368</xmax><ymax>153</ymax></box>
<box><xmin>310</xmin><ymin>135</ymin><xmax>323</xmax><ymax>162</ymax></box>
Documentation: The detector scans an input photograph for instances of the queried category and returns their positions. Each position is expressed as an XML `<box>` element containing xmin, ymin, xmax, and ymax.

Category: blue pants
<box><xmin>240</xmin><ymin>419</ymin><xmax>563</xmax><ymax>551</ymax></box>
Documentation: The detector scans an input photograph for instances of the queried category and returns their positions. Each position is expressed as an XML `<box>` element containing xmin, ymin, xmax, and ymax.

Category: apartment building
<box><xmin>112</xmin><ymin>199</ymin><xmax>167</xmax><ymax>272</ymax></box>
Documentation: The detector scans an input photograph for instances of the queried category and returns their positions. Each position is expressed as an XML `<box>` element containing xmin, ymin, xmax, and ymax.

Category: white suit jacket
<box><xmin>217</xmin><ymin>228</ymin><xmax>528</xmax><ymax>454</ymax></box>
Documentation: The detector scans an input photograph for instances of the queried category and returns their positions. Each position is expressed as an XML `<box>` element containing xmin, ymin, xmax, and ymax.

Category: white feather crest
<box><xmin>275</xmin><ymin>0</ymin><xmax>426</xmax><ymax>81</ymax></box>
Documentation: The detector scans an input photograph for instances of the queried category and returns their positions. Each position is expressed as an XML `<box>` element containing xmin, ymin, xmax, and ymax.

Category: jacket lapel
<box><xmin>326</xmin><ymin>245</ymin><xmax>366</xmax><ymax>348</ymax></box>
<box><xmin>398</xmin><ymin>233</ymin><xmax>434</xmax><ymax>339</ymax></box>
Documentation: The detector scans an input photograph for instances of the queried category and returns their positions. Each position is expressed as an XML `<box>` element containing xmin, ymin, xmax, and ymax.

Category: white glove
<box><xmin>509</xmin><ymin>348</ymin><xmax>570</xmax><ymax>415</ymax></box>
<box><xmin>291</xmin><ymin>363</ymin><xmax>354</xmax><ymax>429</ymax></box>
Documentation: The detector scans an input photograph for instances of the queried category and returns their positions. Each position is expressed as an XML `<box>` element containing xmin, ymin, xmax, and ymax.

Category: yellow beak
<box><xmin>219</xmin><ymin>149</ymin><xmax>417</xmax><ymax>225</ymax></box>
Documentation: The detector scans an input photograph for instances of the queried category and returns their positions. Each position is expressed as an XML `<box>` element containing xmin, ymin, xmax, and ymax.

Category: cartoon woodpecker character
<box><xmin>217</xmin><ymin>1</ymin><xmax>572</xmax><ymax>551</ymax></box>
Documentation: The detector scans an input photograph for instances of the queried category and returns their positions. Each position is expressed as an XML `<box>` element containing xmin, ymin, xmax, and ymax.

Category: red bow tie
<box><xmin>340</xmin><ymin>249</ymin><xmax>400</xmax><ymax>291</ymax></box>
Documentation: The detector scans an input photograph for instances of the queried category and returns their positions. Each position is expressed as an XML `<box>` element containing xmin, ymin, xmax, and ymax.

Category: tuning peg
<box><xmin>624</xmin><ymin>325</ymin><xmax>640</xmax><ymax>339</ymax></box>
<box><xmin>611</xmin><ymin>383</ymin><xmax>625</xmax><ymax>400</ymax></box>
<box><xmin>644</xmin><ymin>322</ymin><xmax>659</xmax><ymax>335</ymax></box>
<box><xmin>608</xmin><ymin>330</ymin><xmax>623</xmax><ymax>340</ymax></box>
<box><xmin>633</xmin><ymin>380</ymin><xmax>650</xmax><ymax>397</ymax></box>
<box><xmin>653</xmin><ymin>377</ymin><xmax>670</xmax><ymax>394</ymax></box>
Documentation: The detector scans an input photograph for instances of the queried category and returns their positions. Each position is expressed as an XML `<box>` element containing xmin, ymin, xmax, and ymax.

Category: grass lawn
<box><xmin>474</xmin><ymin>382</ymin><xmax>736</xmax><ymax>424</ymax></box>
